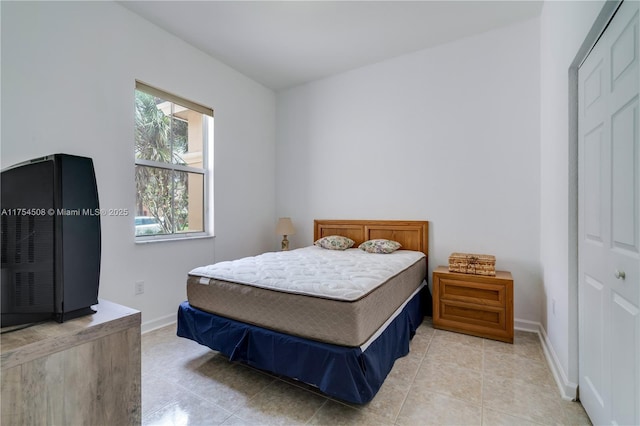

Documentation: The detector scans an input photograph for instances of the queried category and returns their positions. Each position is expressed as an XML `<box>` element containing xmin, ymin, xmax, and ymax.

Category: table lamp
<box><xmin>276</xmin><ymin>217</ymin><xmax>296</xmax><ymax>251</ymax></box>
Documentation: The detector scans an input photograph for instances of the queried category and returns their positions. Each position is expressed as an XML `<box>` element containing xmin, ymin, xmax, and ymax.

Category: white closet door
<box><xmin>578</xmin><ymin>1</ymin><xmax>639</xmax><ymax>425</ymax></box>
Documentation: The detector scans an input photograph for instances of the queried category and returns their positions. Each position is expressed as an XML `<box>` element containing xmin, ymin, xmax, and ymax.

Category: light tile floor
<box><xmin>141</xmin><ymin>319</ymin><xmax>592</xmax><ymax>425</ymax></box>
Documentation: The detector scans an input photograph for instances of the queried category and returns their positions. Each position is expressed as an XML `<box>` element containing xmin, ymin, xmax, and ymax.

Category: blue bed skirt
<box><xmin>177</xmin><ymin>288</ymin><xmax>425</xmax><ymax>404</ymax></box>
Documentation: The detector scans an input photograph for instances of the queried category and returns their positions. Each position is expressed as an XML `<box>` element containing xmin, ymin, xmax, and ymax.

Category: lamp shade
<box><xmin>275</xmin><ymin>217</ymin><xmax>296</xmax><ymax>236</ymax></box>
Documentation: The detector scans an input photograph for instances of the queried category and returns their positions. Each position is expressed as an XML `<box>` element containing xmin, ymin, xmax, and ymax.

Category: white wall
<box><xmin>539</xmin><ymin>0</ymin><xmax>605</xmax><ymax>398</ymax></box>
<box><xmin>276</xmin><ymin>18</ymin><xmax>542</xmax><ymax>324</ymax></box>
<box><xmin>1</xmin><ymin>1</ymin><xmax>276</xmax><ymax>331</ymax></box>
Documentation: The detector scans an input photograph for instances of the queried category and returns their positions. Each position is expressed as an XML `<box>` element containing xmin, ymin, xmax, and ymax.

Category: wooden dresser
<box><xmin>433</xmin><ymin>266</ymin><xmax>514</xmax><ymax>343</ymax></box>
<box><xmin>1</xmin><ymin>299</ymin><xmax>141</xmax><ymax>425</ymax></box>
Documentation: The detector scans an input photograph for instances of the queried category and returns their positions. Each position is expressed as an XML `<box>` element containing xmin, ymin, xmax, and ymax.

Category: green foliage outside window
<box><xmin>134</xmin><ymin>91</ymin><xmax>190</xmax><ymax>234</ymax></box>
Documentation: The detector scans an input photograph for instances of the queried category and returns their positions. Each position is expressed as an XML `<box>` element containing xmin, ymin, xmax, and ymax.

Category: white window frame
<box><xmin>134</xmin><ymin>81</ymin><xmax>214</xmax><ymax>243</ymax></box>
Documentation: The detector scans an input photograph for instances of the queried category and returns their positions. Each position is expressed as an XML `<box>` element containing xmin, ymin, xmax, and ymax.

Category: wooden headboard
<box><xmin>314</xmin><ymin>219</ymin><xmax>429</xmax><ymax>258</ymax></box>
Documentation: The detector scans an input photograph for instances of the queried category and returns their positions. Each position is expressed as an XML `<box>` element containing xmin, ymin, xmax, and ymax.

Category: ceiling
<box><xmin>119</xmin><ymin>1</ymin><xmax>543</xmax><ymax>91</ymax></box>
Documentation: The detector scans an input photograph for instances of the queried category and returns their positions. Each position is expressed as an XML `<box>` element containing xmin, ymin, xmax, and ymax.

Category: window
<box><xmin>134</xmin><ymin>81</ymin><xmax>213</xmax><ymax>240</ymax></box>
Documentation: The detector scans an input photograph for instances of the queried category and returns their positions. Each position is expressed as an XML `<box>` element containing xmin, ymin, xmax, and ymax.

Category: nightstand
<box><xmin>432</xmin><ymin>266</ymin><xmax>514</xmax><ymax>343</ymax></box>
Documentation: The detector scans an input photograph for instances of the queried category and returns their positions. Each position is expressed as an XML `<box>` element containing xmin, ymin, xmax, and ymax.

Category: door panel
<box><xmin>584</xmin><ymin>126</ymin><xmax>604</xmax><ymax>243</ymax></box>
<box><xmin>611</xmin><ymin>15</ymin><xmax>636</xmax><ymax>83</ymax></box>
<box><xmin>611</xmin><ymin>100</ymin><xmax>637</xmax><ymax>252</ymax></box>
<box><xmin>611</xmin><ymin>294</ymin><xmax>639</xmax><ymax>426</ymax></box>
<box><xmin>581</xmin><ymin>274</ymin><xmax>606</xmax><ymax>409</ymax></box>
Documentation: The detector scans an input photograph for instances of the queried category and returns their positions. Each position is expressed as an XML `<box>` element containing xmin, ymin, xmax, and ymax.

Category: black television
<box><xmin>1</xmin><ymin>154</ymin><xmax>101</xmax><ymax>327</ymax></box>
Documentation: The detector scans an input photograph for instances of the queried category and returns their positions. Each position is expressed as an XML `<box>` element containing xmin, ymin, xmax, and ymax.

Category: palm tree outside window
<box><xmin>134</xmin><ymin>81</ymin><xmax>213</xmax><ymax>240</ymax></box>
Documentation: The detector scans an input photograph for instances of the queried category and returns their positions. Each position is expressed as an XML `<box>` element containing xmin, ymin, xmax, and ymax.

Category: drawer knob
<box><xmin>614</xmin><ymin>270</ymin><xmax>626</xmax><ymax>280</ymax></box>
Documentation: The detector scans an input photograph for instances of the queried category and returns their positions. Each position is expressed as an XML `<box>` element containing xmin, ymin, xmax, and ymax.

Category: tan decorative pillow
<box><xmin>358</xmin><ymin>239</ymin><xmax>402</xmax><ymax>254</ymax></box>
<box><xmin>314</xmin><ymin>235</ymin><xmax>355</xmax><ymax>250</ymax></box>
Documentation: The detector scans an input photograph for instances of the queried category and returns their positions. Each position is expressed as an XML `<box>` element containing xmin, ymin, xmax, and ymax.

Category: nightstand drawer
<box><xmin>437</xmin><ymin>277</ymin><xmax>506</xmax><ymax>307</ymax></box>
<box><xmin>438</xmin><ymin>299</ymin><xmax>506</xmax><ymax>329</ymax></box>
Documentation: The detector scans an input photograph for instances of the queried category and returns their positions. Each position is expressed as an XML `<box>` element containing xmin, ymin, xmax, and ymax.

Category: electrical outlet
<box><xmin>135</xmin><ymin>280</ymin><xmax>144</xmax><ymax>295</ymax></box>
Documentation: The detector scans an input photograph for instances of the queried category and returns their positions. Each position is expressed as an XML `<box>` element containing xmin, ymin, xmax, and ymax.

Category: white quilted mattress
<box><xmin>187</xmin><ymin>246</ymin><xmax>426</xmax><ymax>346</ymax></box>
<box><xmin>189</xmin><ymin>246</ymin><xmax>425</xmax><ymax>302</ymax></box>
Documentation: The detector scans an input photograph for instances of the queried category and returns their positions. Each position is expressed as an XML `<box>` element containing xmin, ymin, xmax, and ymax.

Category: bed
<box><xmin>177</xmin><ymin>219</ymin><xmax>429</xmax><ymax>404</ymax></box>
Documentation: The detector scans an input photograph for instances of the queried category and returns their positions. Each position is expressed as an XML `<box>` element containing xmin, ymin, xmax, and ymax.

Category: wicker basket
<box><xmin>448</xmin><ymin>252</ymin><xmax>496</xmax><ymax>276</ymax></box>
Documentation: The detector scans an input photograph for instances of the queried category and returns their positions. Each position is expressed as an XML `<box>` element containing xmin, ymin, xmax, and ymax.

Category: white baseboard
<box><xmin>515</xmin><ymin>318</ymin><xmax>578</xmax><ymax>401</ymax></box>
<box><xmin>514</xmin><ymin>318</ymin><xmax>540</xmax><ymax>333</ymax></box>
<box><xmin>141</xmin><ymin>313</ymin><xmax>177</xmax><ymax>334</ymax></box>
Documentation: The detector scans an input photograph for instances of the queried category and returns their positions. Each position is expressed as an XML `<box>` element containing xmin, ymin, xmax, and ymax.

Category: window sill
<box><xmin>135</xmin><ymin>233</ymin><xmax>214</xmax><ymax>244</ymax></box>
